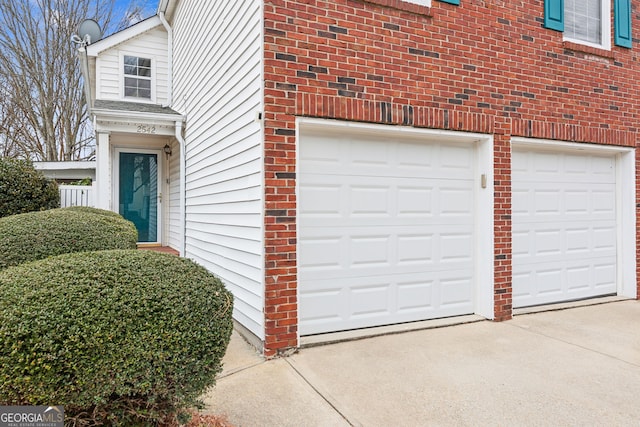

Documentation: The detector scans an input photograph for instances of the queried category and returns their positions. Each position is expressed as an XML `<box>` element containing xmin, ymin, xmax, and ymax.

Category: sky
<box><xmin>112</xmin><ymin>0</ymin><xmax>159</xmax><ymax>29</ymax></box>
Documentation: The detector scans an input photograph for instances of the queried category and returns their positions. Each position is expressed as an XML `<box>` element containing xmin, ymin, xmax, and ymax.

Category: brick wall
<box><xmin>263</xmin><ymin>0</ymin><xmax>639</xmax><ymax>355</ymax></box>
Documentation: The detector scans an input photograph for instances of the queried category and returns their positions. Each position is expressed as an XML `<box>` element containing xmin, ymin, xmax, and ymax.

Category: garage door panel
<box><xmin>298</xmin><ymin>183</ymin><xmax>342</xmax><ymax>217</ymax></box>
<box><xmin>351</xmin><ymin>185</ymin><xmax>391</xmax><ymax>217</ymax></box>
<box><xmin>512</xmin><ymin>221</ymin><xmax>616</xmax><ymax>262</ymax></box>
<box><xmin>397</xmin><ymin>186</ymin><xmax>433</xmax><ymax>216</ymax></box>
<box><xmin>512</xmin><ymin>149</ymin><xmax>615</xmax><ymax>184</ymax></box>
<box><xmin>302</xmin><ymin>137</ymin><xmax>475</xmax><ymax>180</ymax></box>
<box><xmin>513</xmin><ymin>147</ymin><xmax>617</xmax><ymax>308</ymax></box>
<box><xmin>513</xmin><ymin>184</ymin><xmax>615</xmax><ymax>220</ymax></box>
<box><xmin>300</xmin><ymin>226</ymin><xmax>474</xmax><ymax>280</ymax></box>
<box><xmin>299</xmin><ymin>235</ymin><xmax>343</xmax><ymax>272</ymax></box>
<box><xmin>397</xmin><ymin>234</ymin><xmax>434</xmax><ymax>265</ymax></box>
<box><xmin>300</xmin><ymin>130</ymin><xmax>477</xmax><ymax>335</ymax></box>
<box><xmin>513</xmin><ymin>257</ymin><xmax>617</xmax><ymax>306</ymax></box>
<box><xmin>300</xmin><ymin>270</ymin><xmax>474</xmax><ymax>335</ymax></box>
<box><xmin>350</xmin><ymin>235</ymin><xmax>391</xmax><ymax>268</ymax></box>
<box><xmin>300</xmin><ymin>176</ymin><xmax>473</xmax><ymax>227</ymax></box>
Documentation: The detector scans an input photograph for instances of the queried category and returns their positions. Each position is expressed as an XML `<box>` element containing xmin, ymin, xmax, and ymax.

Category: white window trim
<box><xmin>563</xmin><ymin>0</ymin><xmax>612</xmax><ymax>50</ymax></box>
<box><xmin>403</xmin><ymin>0</ymin><xmax>431</xmax><ymax>7</ymax></box>
<box><xmin>119</xmin><ymin>52</ymin><xmax>156</xmax><ymax>103</ymax></box>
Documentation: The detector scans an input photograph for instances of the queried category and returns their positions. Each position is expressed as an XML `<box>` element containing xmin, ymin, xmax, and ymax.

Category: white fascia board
<box><xmin>34</xmin><ymin>161</ymin><xmax>96</xmax><ymax>171</ymax></box>
<box><xmin>86</xmin><ymin>16</ymin><xmax>163</xmax><ymax>57</ymax></box>
<box><xmin>92</xmin><ymin>108</ymin><xmax>183</xmax><ymax>124</ymax></box>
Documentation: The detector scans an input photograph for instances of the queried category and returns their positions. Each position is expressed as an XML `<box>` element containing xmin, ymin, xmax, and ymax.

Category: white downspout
<box><xmin>160</xmin><ymin>10</ymin><xmax>183</xmax><ymax>254</ymax></box>
<box><xmin>158</xmin><ymin>12</ymin><xmax>173</xmax><ymax>106</ymax></box>
<box><xmin>175</xmin><ymin>121</ymin><xmax>186</xmax><ymax>256</ymax></box>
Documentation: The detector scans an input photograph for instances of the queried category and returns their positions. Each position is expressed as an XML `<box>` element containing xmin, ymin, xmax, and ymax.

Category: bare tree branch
<box><xmin>0</xmin><ymin>0</ymin><xmax>114</xmax><ymax>160</ymax></box>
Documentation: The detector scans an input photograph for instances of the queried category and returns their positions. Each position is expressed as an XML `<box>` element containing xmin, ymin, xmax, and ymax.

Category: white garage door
<box><xmin>299</xmin><ymin>128</ymin><xmax>477</xmax><ymax>335</ymax></box>
<box><xmin>512</xmin><ymin>148</ymin><xmax>617</xmax><ymax>308</ymax></box>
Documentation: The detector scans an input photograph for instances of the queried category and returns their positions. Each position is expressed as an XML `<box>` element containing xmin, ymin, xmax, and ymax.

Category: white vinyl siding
<box><xmin>95</xmin><ymin>26</ymin><xmax>169</xmax><ymax>104</ymax></box>
<box><xmin>172</xmin><ymin>0</ymin><xmax>264</xmax><ymax>338</ymax></box>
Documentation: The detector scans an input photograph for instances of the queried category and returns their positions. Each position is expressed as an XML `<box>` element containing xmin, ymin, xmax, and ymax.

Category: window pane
<box><xmin>124</xmin><ymin>56</ymin><xmax>137</xmax><ymax>66</ymax></box>
<box><xmin>123</xmin><ymin>57</ymin><xmax>152</xmax><ymax>99</ymax></box>
<box><xmin>138</xmin><ymin>58</ymin><xmax>151</xmax><ymax>68</ymax></box>
<box><xmin>124</xmin><ymin>77</ymin><xmax>151</xmax><ymax>99</ymax></box>
<box><xmin>565</xmin><ymin>0</ymin><xmax>601</xmax><ymax>44</ymax></box>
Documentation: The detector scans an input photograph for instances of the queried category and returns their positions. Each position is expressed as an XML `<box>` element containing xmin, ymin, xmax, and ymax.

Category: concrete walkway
<box><xmin>202</xmin><ymin>300</ymin><xmax>640</xmax><ymax>426</ymax></box>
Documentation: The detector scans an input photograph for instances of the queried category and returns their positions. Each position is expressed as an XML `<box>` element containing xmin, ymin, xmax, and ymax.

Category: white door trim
<box><xmin>511</xmin><ymin>137</ymin><xmax>636</xmax><ymax>300</ymax></box>
<box><xmin>113</xmin><ymin>147</ymin><xmax>164</xmax><ymax>244</ymax></box>
<box><xmin>296</xmin><ymin>117</ymin><xmax>494</xmax><ymax>338</ymax></box>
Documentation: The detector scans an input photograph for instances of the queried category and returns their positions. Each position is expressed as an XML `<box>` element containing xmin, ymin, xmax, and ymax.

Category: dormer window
<box><xmin>124</xmin><ymin>55</ymin><xmax>152</xmax><ymax>99</ymax></box>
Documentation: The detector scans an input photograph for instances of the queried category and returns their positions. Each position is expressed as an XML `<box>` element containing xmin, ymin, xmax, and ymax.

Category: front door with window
<box><xmin>118</xmin><ymin>152</ymin><xmax>159</xmax><ymax>243</ymax></box>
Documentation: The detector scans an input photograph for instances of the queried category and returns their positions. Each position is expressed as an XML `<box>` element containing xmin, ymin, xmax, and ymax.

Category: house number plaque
<box><xmin>136</xmin><ymin>124</ymin><xmax>157</xmax><ymax>134</ymax></box>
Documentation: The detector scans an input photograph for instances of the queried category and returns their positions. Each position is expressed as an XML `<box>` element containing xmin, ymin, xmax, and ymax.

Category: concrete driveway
<box><xmin>202</xmin><ymin>300</ymin><xmax>640</xmax><ymax>426</ymax></box>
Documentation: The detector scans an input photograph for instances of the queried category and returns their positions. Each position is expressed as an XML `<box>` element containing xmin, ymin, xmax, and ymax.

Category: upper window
<box><xmin>544</xmin><ymin>0</ymin><xmax>632</xmax><ymax>50</ymax></box>
<box><xmin>123</xmin><ymin>55</ymin><xmax>152</xmax><ymax>99</ymax></box>
<box><xmin>563</xmin><ymin>0</ymin><xmax>610</xmax><ymax>48</ymax></box>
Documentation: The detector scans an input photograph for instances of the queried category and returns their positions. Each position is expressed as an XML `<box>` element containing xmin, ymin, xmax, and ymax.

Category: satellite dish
<box><xmin>78</xmin><ymin>19</ymin><xmax>102</xmax><ymax>45</ymax></box>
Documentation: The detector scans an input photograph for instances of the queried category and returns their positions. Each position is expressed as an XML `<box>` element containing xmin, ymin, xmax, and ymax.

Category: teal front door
<box><xmin>119</xmin><ymin>152</ymin><xmax>159</xmax><ymax>243</ymax></box>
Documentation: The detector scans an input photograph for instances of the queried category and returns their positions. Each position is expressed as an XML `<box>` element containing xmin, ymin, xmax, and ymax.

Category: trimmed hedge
<box><xmin>0</xmin><ymin>250</ymin><xmax>234</xmax><ymax>425</ymax></box>
<box><xmin>0</xmin><ymin>158</ymin><xmax>59</xmax><ymax>217</ymax></box>
<box><xmin>0</xmin><ymin>207</ymin><xmax>138</xmax><ymax>269</ymax></box>
<box><xmin>64</xmin><ymin>205</ymin><xmax>123</xmax><ymax>218</ymax></box>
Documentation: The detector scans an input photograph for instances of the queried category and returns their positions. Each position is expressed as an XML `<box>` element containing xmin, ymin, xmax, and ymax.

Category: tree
<box><xmin>0</xmin><ymin>0</ymin><xmax>115</xmax><ymax>161</ymax></box>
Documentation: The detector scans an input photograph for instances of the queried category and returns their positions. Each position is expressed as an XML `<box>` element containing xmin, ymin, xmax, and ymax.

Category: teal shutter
<box><xmin>544</xmin><ymin>0</ymin><xmax>564</xmax><ymax>32</ymax></box>
<box><xmin>614</xmin><ymin>0</ymin><xmax>632</xmax><ymax>48</ymax></box>
<box><xmin>437</xmin><ymin>0</ymin><xmax>460</xmax><ymax>5</ymax></box>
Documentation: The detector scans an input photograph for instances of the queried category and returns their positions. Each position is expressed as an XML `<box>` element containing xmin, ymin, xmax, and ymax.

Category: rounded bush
<box><xmin>64</xmin><ymin>205</ymin><xmax>123</xmax><ymax>218</ymax></box>
<box><xmin>0</xmin><ymin>250</ymin><xmax>234</xmax><ymax>425</ymax></box>
<box><xmin>0</xmin><ymin>158</ymin><xmax>59</xmax><ymax>218</ymax></box>
<box><xmin>0</xmin><ymin>207</ymin><xmax>138</xmax><ymax>269</ymax></box>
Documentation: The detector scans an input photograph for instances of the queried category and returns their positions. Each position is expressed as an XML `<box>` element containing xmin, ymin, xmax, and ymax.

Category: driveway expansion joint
<box><xmin>506</xmin><ymin>322</ymin><xmax>640</xmax><ymax>369</ymax></box>
<box><xmin>285</xmin><ymin>358</ymin><xmax>356</xmax><ymax>427</ymax></box>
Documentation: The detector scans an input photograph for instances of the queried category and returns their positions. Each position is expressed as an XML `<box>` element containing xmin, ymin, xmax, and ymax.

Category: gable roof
<box><xmin>86</xmin><ymin>15</ymin><xmax>163</xmax><ymax>57</ymax></box>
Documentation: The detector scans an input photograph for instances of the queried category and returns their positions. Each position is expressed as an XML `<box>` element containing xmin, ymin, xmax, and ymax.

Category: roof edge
<box><xmin>86</xmin><ymin>15</ymin><xmax>163</xmax><ymax>57</ymax></box>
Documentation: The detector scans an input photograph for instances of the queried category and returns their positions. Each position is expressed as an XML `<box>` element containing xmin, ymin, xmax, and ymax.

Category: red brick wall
<box><xmin>263</xmin><ymin>0</ymin><xmax>639</xmax><ymax>355</ymax></box>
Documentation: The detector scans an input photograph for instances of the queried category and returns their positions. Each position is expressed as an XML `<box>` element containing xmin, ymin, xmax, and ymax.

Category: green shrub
<box><xmin>0</xmin><ymin>250</ymin><xmax>234</xmax><ymax>426</ymax></box>
<box><xmin>0</xmin><ymin>207</ymin><xmax>138</xmax><ymax>269</ymax></box>
<box><xmin>0</xmin><ymin>158</ymin><xmax>59</xmax><ymax>217</ymax></box>
<box><xmin>64</xmin><ymin>205</ymin><xmax>123</xmax><ymax>218</ymax></box>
